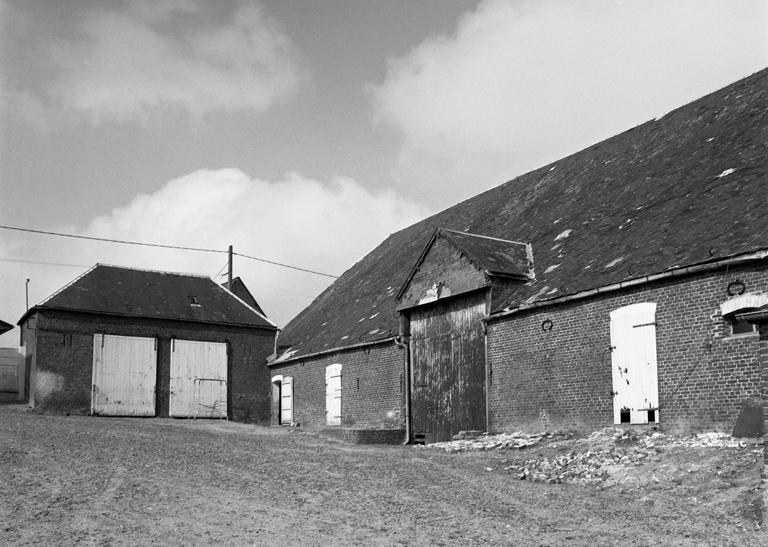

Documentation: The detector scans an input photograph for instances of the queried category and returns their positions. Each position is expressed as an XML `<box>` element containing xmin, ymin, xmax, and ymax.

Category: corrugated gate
<box><xmin>409</xmin><ymin>292</ymin><xmax>487</xmax><ymax>443</ymax></box>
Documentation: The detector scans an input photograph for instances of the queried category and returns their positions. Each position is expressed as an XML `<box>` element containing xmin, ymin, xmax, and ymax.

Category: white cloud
<box><xmin>370</xmin><ymin>0</ymin><xmax>768</xmax><ymax>207</ymax></box>
<box><xmin>44</xmin><ymin>1</ymin><xmax>304</xmax><ymax>123</ymax></box>
<box><xmin>0</xmin><ymin>169</ymin><xmax>429</xmax><ymax>345</ymax></box>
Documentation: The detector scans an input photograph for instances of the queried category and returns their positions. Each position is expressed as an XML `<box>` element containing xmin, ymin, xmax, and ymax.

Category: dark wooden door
<box><xmin>410</xmin><ymin>292</ymin><xmax>487</xmax><ymax>443</ymax></box>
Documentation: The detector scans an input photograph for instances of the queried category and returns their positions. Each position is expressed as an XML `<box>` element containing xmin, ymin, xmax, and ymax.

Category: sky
<box><xmin>0</xmin><ymin>0</ymin><xmax>766</xmax><ymax>346</ymax></box>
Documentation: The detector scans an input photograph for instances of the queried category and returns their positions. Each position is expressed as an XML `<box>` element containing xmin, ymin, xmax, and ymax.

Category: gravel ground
<box><xmin>1</xmin><ymin>404</ymin><xmax>765</xmax><ymax>546</ymax></box>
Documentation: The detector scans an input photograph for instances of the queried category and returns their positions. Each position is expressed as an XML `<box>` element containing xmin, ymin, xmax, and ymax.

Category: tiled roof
<box><xmin>19</xmin><ymin>264</ymin><xmax>276</xmax><ymax>329</ymax></box>
<box><xmin>279</xmin><ymin>68</ymin><xmax>768</xmax><ymax>360</ymax></box>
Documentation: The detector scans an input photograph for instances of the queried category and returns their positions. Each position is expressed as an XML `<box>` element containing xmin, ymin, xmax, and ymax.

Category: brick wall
<box><xmin>487</xmin><ymin>263</ymin><xmax>768</xmax><ymax>433</ymax></box>
<box><xmin>23</xmin><ymin>310</ymin><xmax>275</xmax><ymax>423</ymax></box>
<box><xmin>399</xmin><ymin>235</ymin><xmax>488</xmax><ymax>309</ymax></box>
<box><xmin>270</xmin><ymin>342</ymin><xmax>406</xmax><ymax>429</ymax></box>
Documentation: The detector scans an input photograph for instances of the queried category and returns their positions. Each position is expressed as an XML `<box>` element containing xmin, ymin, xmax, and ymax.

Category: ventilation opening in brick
<box><xmin>647</xmin><ymin>409</ymin><xmax>656</xmax><ymax>423</ymax></box>
<box><xmin>620</xmin><ymin>408</ymin><xmax>631</xmax><ymax>424</ymax></box>
<box><xmin>413</xmin><ymin>433</ymin><xmax>427</xmax><ymax>445</ymax></box>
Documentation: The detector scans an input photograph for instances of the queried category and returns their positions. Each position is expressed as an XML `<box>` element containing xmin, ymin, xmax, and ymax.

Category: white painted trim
<box><xmin>271</xmin><ymin>374</ymin><xmax>283</xmax><ymax>384</ymax></box>
<box><xmin>720</xmin><ymin>293</ymin><xmax>768</xmax><ymax>316</ymax></box>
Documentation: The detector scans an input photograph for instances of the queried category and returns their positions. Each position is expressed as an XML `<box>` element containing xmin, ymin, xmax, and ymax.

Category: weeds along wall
<box><xmin>22</xmin><ymin>310</ymin><xmax>276</xmax><ymax>423</ymax></box>
<box><xmin>270</xmin><ymin>341</ymin><xmax>406</xmax><ymax>429</ymax></box>
<box><xmin>486</xmin><ymin>262</ymin><xmax>768</xmax><ymax>434</ymax></box>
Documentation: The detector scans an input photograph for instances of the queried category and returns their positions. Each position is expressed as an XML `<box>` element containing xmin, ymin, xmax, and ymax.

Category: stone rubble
<box><xmin>417</xmin><ymin>431</ymin><xmax>571</xmax><ymax>453</ymax></box>
<box><xmin>417</xmin><ymin>427</ymin><xmax>763</xmax><ymax>486</ymax></box>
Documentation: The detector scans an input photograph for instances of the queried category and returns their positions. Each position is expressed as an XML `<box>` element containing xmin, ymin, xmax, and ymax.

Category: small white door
<box><xmin>169</xmin><ymin>339</ymin><xmax>228</xmax><ymax>418</ymax></box>
<box><xmin>325</xmin><ymin>364</ymin><xmax>342</xmax><ymax>426</ymax></box>
<box><xmin>610</xmin><ymin>303</ymin><xmax>659</xmax><ymax>424</ymax></box>
<box><xmin>92</xmin><ymin>334</ymin><xmax>157</xmax><ymax>416</ymax></box>
<box><xmin>281</xmin><ymin>376</ymin><xmax>293</xmax><ymax>425</ymax></box>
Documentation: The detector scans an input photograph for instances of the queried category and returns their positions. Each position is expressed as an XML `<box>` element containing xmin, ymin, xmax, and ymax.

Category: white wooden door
<box><xmin>169</xmin><ymin>340</ymin><xmax>228</xmax><ymax>418</ymax></box>
<box><xmin>91</xmin><ymin>334</ymin><xmax>157</xmax><ymax>416</ymax></box>
<box><xmin>325</xmin><ymin>364</ymin><xmax>342</xmax><ymax>426</ymax></box>
<box><xmin>610</xmin><ymin>303</ymin><xmax>659</xmax><ymax>424</ymax></box>
<box><xmin>281</xmin><ymin>376</ymin><xmax>293</xmax><ymax>425</ymax></box>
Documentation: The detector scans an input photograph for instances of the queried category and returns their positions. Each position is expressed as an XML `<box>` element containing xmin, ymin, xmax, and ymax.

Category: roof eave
<box><xmin>488</xmin><ymin>248</ymin><xmax>768</xmax><ymax>321</ymax></box>
<box><xmin>18</xmin><ymin>306</ymin><xmax>277</xmax><ymax>331</ymax></box>
<box><xmin>269</xmin><ymin>336</ymin><xmax>397</xmax><ymax>366</ymax></box>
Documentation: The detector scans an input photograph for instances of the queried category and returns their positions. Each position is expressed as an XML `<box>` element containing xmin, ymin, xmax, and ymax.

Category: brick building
<box><xmin>18</xmin><ymin>264</ymin><xmax>277</xmax><ymax>422</ymax></box>
<box><xmin>270</xmin><ymin>69</ymin><xmax>768</xmax><ymax>442</ymax></box>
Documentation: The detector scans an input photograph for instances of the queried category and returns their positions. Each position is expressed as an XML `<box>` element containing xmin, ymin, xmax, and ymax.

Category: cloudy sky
<box><xmin>0</xmin><ymin>0</ymin><xmax>766</xmax><ymax>345</ymax></box>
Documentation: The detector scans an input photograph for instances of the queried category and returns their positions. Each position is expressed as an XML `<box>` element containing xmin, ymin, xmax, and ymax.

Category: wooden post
<box><xmin>227</xmin><ymin>245</ymin><xmax>233</xmax><ymax>288</ymax></box>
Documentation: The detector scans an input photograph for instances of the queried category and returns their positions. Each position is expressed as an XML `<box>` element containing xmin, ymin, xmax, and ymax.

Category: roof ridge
<box><xmin>94</xmin><ymin>262</ymin><xmax>211</xmax><ymax>279</ymax></box>
<box><xmin>36</xmin><ymin>264</ymin><xmax>96</xmax><ymax>308</ymax></box>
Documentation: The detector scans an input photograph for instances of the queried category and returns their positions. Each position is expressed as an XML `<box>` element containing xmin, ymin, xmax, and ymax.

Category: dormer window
<box><xmin>189</xmin><ymin>296</ymin><xmax>201</xmax><ymax>307</ymax></box>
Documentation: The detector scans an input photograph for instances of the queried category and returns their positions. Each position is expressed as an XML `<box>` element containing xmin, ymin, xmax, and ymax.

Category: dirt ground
<box><xmin>1</xmin><ymin>405</ymin><xmax>765</xmax><ymax>546</ymax></box>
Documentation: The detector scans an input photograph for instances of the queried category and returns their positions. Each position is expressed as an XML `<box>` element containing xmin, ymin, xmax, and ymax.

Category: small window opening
<box><xmin>647</xmin><ymin>409</ymin><xmax>656</xmax><ymax>423</ymax></box>
<box><xmin>620</xmin><ymin>408</ymin><xmax>631</xmax><ymax>424</ymax></box>
<box><xmin>728</xmin><ymin>309</ymin><xmax>756</xmax><ymax>335</ymax></box>
<box><xmin>189</xmin><ymin>296</ymin><xmax>201</xmax><ymax>307</ymax></box>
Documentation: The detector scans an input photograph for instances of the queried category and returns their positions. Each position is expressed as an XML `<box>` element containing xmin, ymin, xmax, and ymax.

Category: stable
<box><xmin>269</xmin><ymin>69</ymin><xmax>768</xmax><ymax>442</ymax></box>
<box><xmin>18</xmin><ymin>264</ymin><xmax>277</xmax><ymax>422</ymax></box>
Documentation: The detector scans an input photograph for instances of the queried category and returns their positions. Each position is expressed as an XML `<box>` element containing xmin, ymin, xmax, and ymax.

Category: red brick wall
<box><xmin>399</xmin><ymin>235</ymin><xmax>488</xmax><ymax>309</ymax></box>
<box><xmin>23</xmin><ymin>310</ymin><xmax>275</xmax><ymax>423</ymax></box>
<box><xmin>487</xmin><ymin>264</ymin><xmax>768</xmax><ymax>433</ymax></box>
<box><xmin>270</xmin><ymin>342</ymin><xmax>406</xmax><ymax>429</ymax></box>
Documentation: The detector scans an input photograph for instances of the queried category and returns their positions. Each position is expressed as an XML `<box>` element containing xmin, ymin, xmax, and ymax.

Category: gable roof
<box><xmin>222</xmin><ymin>277</ymin><xmax>266</xmax><ymax>316</ymax></box>
<box><xmin>18</xmin><ymin>264</ymin><xmax>276</xmax><ymax>329</ymax></box>
<box><xmin>0</xmin><ymin>319</ymin><xmax>13</xmax><ymax>336</ymax></box>
<box><xmin>278</xmin><ymin>68</ymin><xmax>768</xmax><ymax>361</ymax></box>
<box><xmin>395</xmin><ymin>228</ymin><xmax>532</xmax><ymax>302</ymax></box>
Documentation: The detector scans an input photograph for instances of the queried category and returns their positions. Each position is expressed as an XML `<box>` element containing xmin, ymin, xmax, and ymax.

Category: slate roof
<box><xmin>440</xmin><ymin>230</ymin><xmax>532</xmax><ymax>279</ymax></box>
<box><xmin>18</xmin><ymin>264</ymin><xmax>276</xmax><ymax>329</ymax></box>
<box><xmin>395</xmin><ymin>228</ymin><xmax>532</xmax><ymax>304</ymax></box>
<box><xmin>278</xmin><ymin>68</ymin><xmax>768</xmax><ymax>360</ymax></box>
<box><xmin>223</xmin><ymin>277</ymin><xmax>266</xmax><ymax>317</ymax></box>
<box><xmin>0</xmin><ymin>319</ymin><xmax>13</xmax><ymax>336</ymax></box>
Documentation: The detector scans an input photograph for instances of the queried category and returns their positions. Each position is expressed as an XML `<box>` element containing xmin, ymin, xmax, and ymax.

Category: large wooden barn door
<box><xmin>610</xmin><ymin>303</ymin><xmax>659</xmax><ymax>425</ymax></box>
<box><xmin>410</xmin><ymin>292</ymin><xmax>487</xmax><ymax>443</ymax></box>
<box><xmin>169</xmin><ymin>340</ymin><xmax>228</xmax><ymax>418</ymax></box>
<box><xmin>91</xmin><ymin>334</ymin><xmax>157</xmax><ymax>416</ymax></box>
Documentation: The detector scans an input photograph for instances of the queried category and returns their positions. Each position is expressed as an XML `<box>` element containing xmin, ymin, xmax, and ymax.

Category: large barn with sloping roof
<box><xmin>18</xmin><ymin>264</ymin><xmax>277</xmax><ymax>422</ymax></box>
<box><xmin>270</xmin><ymin>69</ymin><xmax>768</xmax><ymax>442</ymax></box>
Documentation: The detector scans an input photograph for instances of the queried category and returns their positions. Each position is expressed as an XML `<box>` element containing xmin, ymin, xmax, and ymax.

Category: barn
<box><xmin>18</xmin><ymin>264</ymin><xmax>278</xmax><ymax>422</ymax></box>
<box><xmin>269</xmin><ymin>68</ymin><xmax>768</xmax><ymax>442</ymax></box>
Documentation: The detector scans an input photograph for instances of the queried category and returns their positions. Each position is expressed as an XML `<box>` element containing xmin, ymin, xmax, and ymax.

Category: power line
<box><xmin>234</xmin><ymin>252</ymin><xmax>338</xmax><ymax>279</ymax></box>
<box><xmin>0</xmin><ymin>257</ymin><xmax>89</xmax><ymax>268</ymax></box>
<box><xmin>0</xmin><ymin>224</ymin><xmax>339</xmax><ymax>279</ymax></box>
<box><xmin>0</xmin><ymin>224</ymin><xmax>225</xmax><ymax>254</ymax></box>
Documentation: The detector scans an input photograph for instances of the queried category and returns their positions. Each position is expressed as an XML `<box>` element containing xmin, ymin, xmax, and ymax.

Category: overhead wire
<box><xmin>0</xmin><ymin>224</ymin><xmax>339</xmax><ymax>279</ymax></box>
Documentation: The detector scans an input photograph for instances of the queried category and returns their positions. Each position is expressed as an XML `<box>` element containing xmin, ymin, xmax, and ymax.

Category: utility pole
<box><xmin>25</xmin><ymin>279</ymin><xmax>29</xmax><ymax>311</ymax></box>
<box><xmin>227</xmin><ymin>245</ymin><xmax>233</xmax><ymax>288</ymax></box>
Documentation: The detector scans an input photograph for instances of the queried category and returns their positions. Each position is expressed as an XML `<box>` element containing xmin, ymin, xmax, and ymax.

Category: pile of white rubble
<box><xmin>418</xmin><ymin>427</ymin><xmax>762</xmax><ymax>486</ymax></box>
